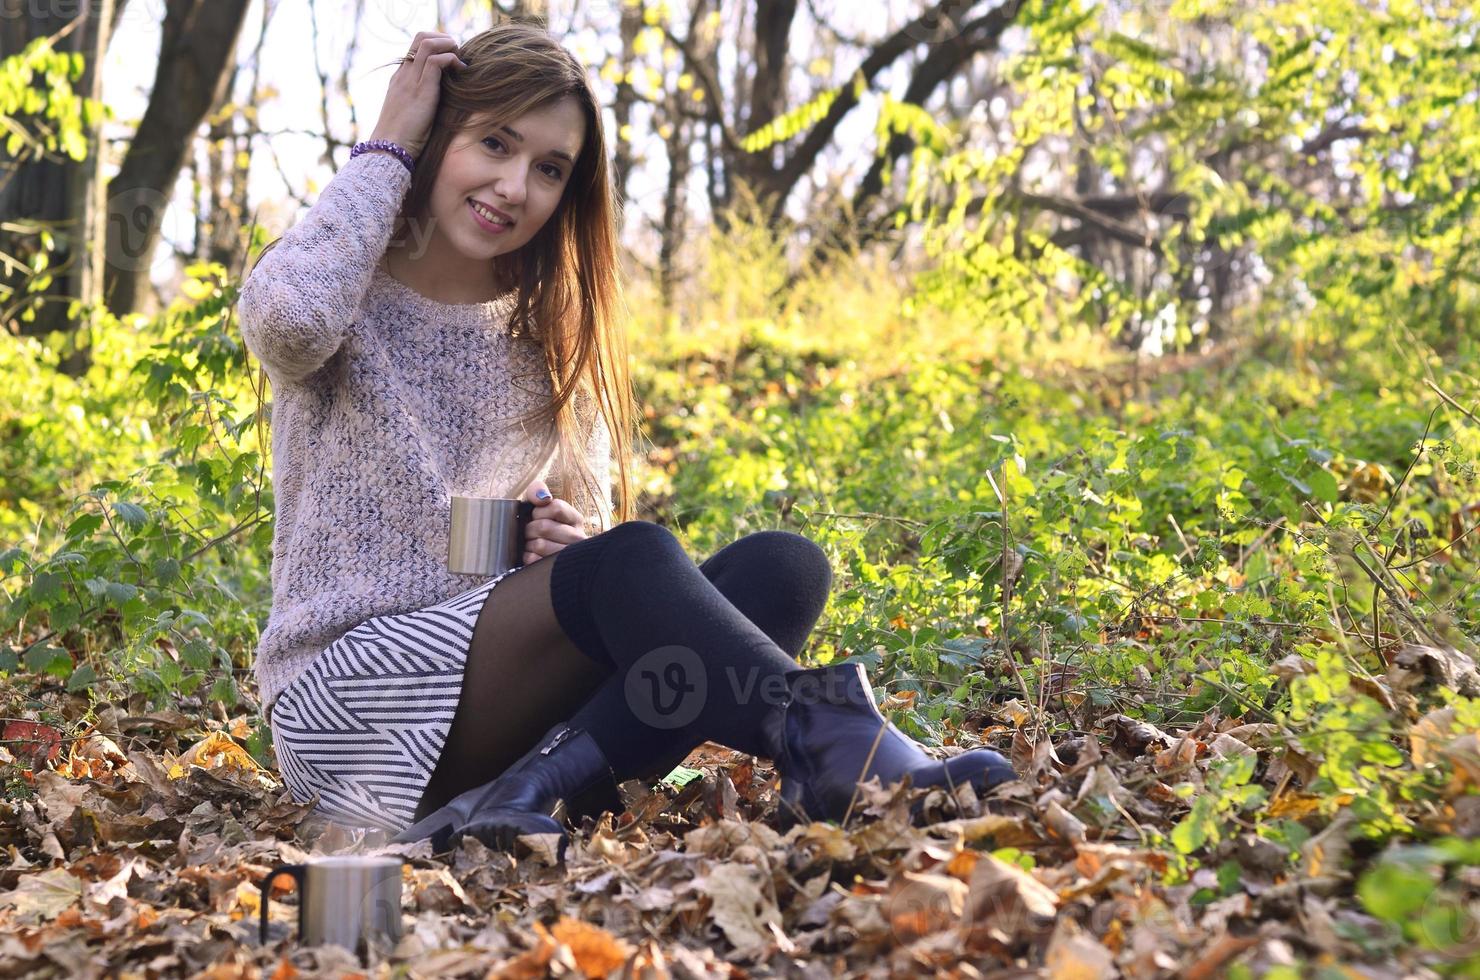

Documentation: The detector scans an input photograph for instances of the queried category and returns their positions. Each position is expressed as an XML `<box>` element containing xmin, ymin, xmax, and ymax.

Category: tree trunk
<box><xmin>201</xmin><ymin>61</ymin><xmax>249</xmax><ymax>273</ymax></box>
<box><xmin>772</xmin><ymin>0</ymin><xmax>1026</xmax><ymax>289</ymax></box>
<box><xmin>667</xmin><ymin>0</ymin><xmax>1025</xmax><ymax>228</ymax></box>
<box><xmin>610</xmin><ymin>2</ymin><xmax>642</xmax><ymax>204</ymax></box>
<box><xmin>102</xmin><ymin>0</ymin><xmax>251</xmax><ymax>318</ymax></box>
<box><xmin>734</xmin><ymin>0</ymin><xmax>796</xmax><ymax>203</ymax></box>
<box><xmin>658</xmin><ymin>119</ymin><xmax>692</xmax><ymax>316</ymax></box>
<box><xmin>0</xmin><ymin>0</ymin><xmax>114</xmax><ymax>376</ymax></box>
<box><xmin>495</xmin><ymin>0</ymin><xmax>548</xmax><ymax>22</ymax></box>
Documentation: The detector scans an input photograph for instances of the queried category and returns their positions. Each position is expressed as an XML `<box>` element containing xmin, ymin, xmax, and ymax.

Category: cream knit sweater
<box><xmin>237</xmin><ymin>150</ymin><xmax>614</xmax><ymax>717</ymax></box>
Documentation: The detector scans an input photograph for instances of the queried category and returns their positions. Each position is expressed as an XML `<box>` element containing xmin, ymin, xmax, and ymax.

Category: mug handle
<box><xmin>515</xmin><ymin>499</ymin><xmax>535</xmax><ymax>567</ymax></box>
<box><xmin>259</xmin><ymin>863</ymin><xmax>306</xmax><ymax>945</ymax></box>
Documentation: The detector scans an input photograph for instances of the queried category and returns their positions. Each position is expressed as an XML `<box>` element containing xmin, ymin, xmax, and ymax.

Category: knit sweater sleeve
<box><xmin>236</xmin><ymin>151</ymin><xmax>412</xmax><ymax>386</ymax></box>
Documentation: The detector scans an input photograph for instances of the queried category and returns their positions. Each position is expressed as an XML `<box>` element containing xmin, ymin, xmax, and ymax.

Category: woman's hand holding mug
<box><xmin>520</xmin><ymin>480</ymin><xmax>589</xmax><ymax>565</ymax></box>
<box><xmin>369</xmin><ymin>31</ymin><xmax>469</xmax><ymax>158</ymax></box>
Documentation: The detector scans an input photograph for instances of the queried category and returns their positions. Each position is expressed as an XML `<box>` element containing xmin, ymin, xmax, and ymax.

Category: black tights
<box><xmin>413</xmin><ymin>522</ymin><xmax>832</xmax><ymax>822</ymax></box>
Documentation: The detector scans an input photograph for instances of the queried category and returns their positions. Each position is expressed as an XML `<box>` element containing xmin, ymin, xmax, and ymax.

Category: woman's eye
<box><xmin>479</xmin><ymin>136</ymin><xmax>559</xmax><ymax>178</ymax></box>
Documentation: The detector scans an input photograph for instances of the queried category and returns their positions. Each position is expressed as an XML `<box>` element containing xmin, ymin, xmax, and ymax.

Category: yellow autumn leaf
<box><xmin>881</xmin><ymin>689</ymin><xmax>917</xmax><ymax>711</ymax></box>
<box><xmin>999</xmin><ymin>698</ymin><xmax>1032</xmax><ymax>727</ymax></box>
<box><xmin>167</xmin><ymin>730</ymin><xmax>266</xmax><ymax>780</ymax></box>
<box><xmin>550</xmin><ymin>916</ymin><xmax>634</xmax><ymax>978</ymax></box>
<box><xmin>1411</xmin><ymin>707</ymin><xmax>1460</xmax><ymax>767</ymax></box>
<box><xmin>1268</xmin><ymin>791</ymin><xmax>1351</xmax><ymax>819</ymax></box>
<box><xmin>234</xmin><ymin>880</ymin><xmax>262</xmax><ymax>919</ymax></box>
<box><xmin>182</xmin><ymin>278</ymin><xmax>215</xmax><ymax>301</ymax></box>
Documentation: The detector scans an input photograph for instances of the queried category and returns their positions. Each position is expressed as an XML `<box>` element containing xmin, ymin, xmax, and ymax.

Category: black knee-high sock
<box><xmin>625</xmin><ymin>529</ymin><xmax>833</xmax><ymax>782</ymax></box>
<box><xmin>549</xmin><ymin>521</ymin><xmax>831</xmax><ymax>780</ymax></box>
<box><xmin>695</xmin><ymin>530</ymin><xmax>834</xmax><ymax>662</ymax></box>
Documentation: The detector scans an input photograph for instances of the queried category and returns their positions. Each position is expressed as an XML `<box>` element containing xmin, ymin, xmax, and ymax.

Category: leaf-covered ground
<box><xmin>5</xmin><ymin>314</ymin><xmax>1478</xmax><ymax>977</ymax></box>
<box><xmin>4</xmin><ymin>642</ymin><xmax>1471</xmax><ymax>979</ymax></box>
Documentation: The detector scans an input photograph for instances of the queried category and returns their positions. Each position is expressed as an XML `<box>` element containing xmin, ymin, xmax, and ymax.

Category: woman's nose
<box><xmin>495</xmin><ymin>170</ymin><xmax>527</xmax><ymax>207</ymax></box>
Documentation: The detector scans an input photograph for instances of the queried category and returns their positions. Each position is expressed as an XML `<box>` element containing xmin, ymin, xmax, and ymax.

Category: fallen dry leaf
<box><xmin>1044</xmin><ymin>917</ymin><xmax>1117</xmax><ymax>979</ymax></box>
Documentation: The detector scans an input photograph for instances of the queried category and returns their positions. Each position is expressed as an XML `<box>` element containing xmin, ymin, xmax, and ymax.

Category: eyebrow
<box><xmin>499</xmin><ymin>124</ymin><xmax>575</xmax><ymax>164</ymax></box>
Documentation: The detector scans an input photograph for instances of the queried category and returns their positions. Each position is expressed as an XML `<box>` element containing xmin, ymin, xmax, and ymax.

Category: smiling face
<box><xmin>396</xmin><ymin>97</ymin><xmax>592</xmax><ymax>301</ymax></box>
<box><xmin>425</xmin><ymin>95</ymin><xmax>587</xmax><ymax>271</ymax></box>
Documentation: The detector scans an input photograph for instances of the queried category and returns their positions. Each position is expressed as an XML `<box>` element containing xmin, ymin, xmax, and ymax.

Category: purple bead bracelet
<box><xmin>350</xmin><ymin>139</ymin><xmax>416</xmax><ymax>174</ymax></box>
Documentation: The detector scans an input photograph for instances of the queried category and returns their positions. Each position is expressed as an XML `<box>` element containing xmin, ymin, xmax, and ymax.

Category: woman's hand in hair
<box><xmin>369</xmin><ymin>31</ymin><xmax>470</xmax><ymax>158</ymax></box>
<box><xmin>520</xmin><ymin>481</ymin><xmax>590</xmax><ymax>565</ymax></box>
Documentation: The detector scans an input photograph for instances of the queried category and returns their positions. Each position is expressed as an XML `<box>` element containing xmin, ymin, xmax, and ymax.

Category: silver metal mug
<box><xmin>447</xmin><ymin>495</ymin><xmax>535</xmax><ymax>575</ymax></box>
<box><xmin>258</xmin><ymin>855</ymin><xmax>404</xmax><ymax>960</ymax></box>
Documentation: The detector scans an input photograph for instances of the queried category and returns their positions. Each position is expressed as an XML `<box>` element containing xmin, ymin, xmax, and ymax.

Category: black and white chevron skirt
<box><xmin>266</xmin><ymin>565</ymin><xmax>526</xmax><ymax>833</ymax></box>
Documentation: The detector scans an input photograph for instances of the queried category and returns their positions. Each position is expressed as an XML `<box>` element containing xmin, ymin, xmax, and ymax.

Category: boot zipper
<box><xmin>542</xmin><ymin>726</ymin><xmax>576</xmax><ymax>755</ymax></box>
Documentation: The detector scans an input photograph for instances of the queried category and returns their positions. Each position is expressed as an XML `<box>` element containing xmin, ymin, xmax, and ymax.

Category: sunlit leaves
<box><xmin>740</xmin><ymin>79</ymin><xmax>849</xmax><ymax>154</ymax></box>
<box><xmin>0</xmin><ymin>37</ymin><xmax>108</xmax><ymax>162</ymax></box>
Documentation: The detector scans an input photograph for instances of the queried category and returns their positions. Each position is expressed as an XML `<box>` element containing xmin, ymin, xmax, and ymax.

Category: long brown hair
<box><xmin>245</xmin><ymin>21</ymin><xmax>635</xmax><ymax>532</ymax></box>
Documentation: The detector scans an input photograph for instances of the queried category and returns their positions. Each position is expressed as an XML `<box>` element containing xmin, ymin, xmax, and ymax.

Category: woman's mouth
<box><xmin>468</xmin><ymin>199</ymin><xmax>515</xmax><ymax>235</ymax></box>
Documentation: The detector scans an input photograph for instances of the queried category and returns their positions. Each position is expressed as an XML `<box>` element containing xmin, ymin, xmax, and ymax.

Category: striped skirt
<box><xmin>267</xmin><ymin>564</ymin><xmax>528</xmax><ymax>834</ymax></box>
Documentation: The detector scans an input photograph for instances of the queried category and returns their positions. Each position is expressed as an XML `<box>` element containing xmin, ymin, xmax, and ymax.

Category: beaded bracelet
<box><xmin>350</xmin><ymin>139</ymin><xmax>416</xmax><ymax>174</ymax></box>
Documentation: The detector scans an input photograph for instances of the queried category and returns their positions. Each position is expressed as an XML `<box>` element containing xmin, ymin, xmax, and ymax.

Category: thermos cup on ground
<box><xmin>258</xmin><ymin>855</ymin><xmax>405</xmax><ymax>962</ymax></box>
<box><xmin>447</xmin><ymin>495</ymin><xmax>536</xmax><ymax>575</ymax></box>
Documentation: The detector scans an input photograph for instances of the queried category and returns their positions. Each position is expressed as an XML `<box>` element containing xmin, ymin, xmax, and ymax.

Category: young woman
<box><xmin>239</xmin><ymin>23</ymin><xmax>1014</xmax><ymax>858</ymax></box>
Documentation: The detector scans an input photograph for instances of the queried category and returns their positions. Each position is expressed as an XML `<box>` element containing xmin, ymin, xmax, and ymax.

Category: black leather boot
<box><xmin>391</xmin><ymin>720</ymin><xmax>618</xmax><ymax>861</ymax></box>
<box><xmin>760</xmin><ymin>661</ymin><xmax>1015</xmax><ymax>825</ymax></box>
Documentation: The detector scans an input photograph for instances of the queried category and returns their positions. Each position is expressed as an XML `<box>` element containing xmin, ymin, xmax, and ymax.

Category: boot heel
<box><xmin>393</xmin><ymin>722</ymin><xmax>621</xmax><ymax>856</ymax></box>
<box><xmin>762</xmin><ymin>661</ymin><xmax>1016</xmax><ymax>826</ymax></box>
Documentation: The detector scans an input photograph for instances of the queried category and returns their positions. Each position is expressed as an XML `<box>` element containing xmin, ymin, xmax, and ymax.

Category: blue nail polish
<box><xmin>537</xmin><ymin>490</ymin><xmax>551</xmax><ymax>501</ymax></box>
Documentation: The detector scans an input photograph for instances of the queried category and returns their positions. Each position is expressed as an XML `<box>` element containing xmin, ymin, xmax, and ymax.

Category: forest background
<box><xmin>2</xmin><ymin>0</ymin><xmax>1479</xmax><ymax>975</ymax></box>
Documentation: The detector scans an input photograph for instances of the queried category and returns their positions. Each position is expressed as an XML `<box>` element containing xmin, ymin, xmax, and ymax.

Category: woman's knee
<box><xmin>600</xmin><ymin>519</ymin><xmax>686</xmax><ymax>560</ymax></box>
<box><xmin>728</xmin><ymin>530</ymin><xmax>833</xmax><ymax>591</ymax></box>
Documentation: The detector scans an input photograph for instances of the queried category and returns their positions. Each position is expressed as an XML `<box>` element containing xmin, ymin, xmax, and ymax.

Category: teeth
<box><xmin>471</xmin><ymin>201</ymin><xmax>510</xmax><ymax>225</ymax></box>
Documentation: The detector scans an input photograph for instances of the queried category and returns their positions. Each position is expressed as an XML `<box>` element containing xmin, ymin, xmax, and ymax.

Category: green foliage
<box><xmin>739</xmin><ymin>73</ymin><xmax>863</xmax><ymax>153</ymax></box>
<box><xmin>0</xmin><ymin>36</ymin><xmax>105</xmax><ymax>162</ymax></box>
<box><xmin>0</xmin><ymin>37</ymin><xmax>112</xmax><ymax>325</ymax></box>
<box><xmin>1170</xmin><ymin>751</ymin><xmax>1264</xmax><ymax>855</ymax></box>
<box><xmin>1358</xmin><ymin>838</ymin><xmax>1480</xmax><ymax>965</ymax></box>
<box><xmin>3</xmin><ymin>3</ymin><xmax>1479</xmax><ymax>970</ymax></box>
<box><xmin>894</xmin><ymin>0</ymin><xmax>1480</xmax><ymax>358</ymax></box>
<box><xmin>3</xmin><ymin>263</ymin><xmax>271</xmax><ymax>751</ymax></box>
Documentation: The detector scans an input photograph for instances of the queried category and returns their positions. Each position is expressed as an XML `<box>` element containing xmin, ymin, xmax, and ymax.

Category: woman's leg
<box><xmin>413</xmin><ymin>525</ymin><xmax>831</xmax><ymax>821</ymax></box>
<box><xmin>548</xmin><ymin>520</ymin><xmax>830</xmax><ymax>777</ymax></box>
<box><xmin>693</xmin><ymin>530</ymin><xmax>834</xmax><ymax>661</ymax></box>
<box><xmin>413</xmin><ymin>554</ymin><xmax>604</xmax><ymax>823</ymax></box>
<box><xmin>611</xmin><ymin>529</ymin><xmax>834</xmax><ymax>784</ymax></box>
